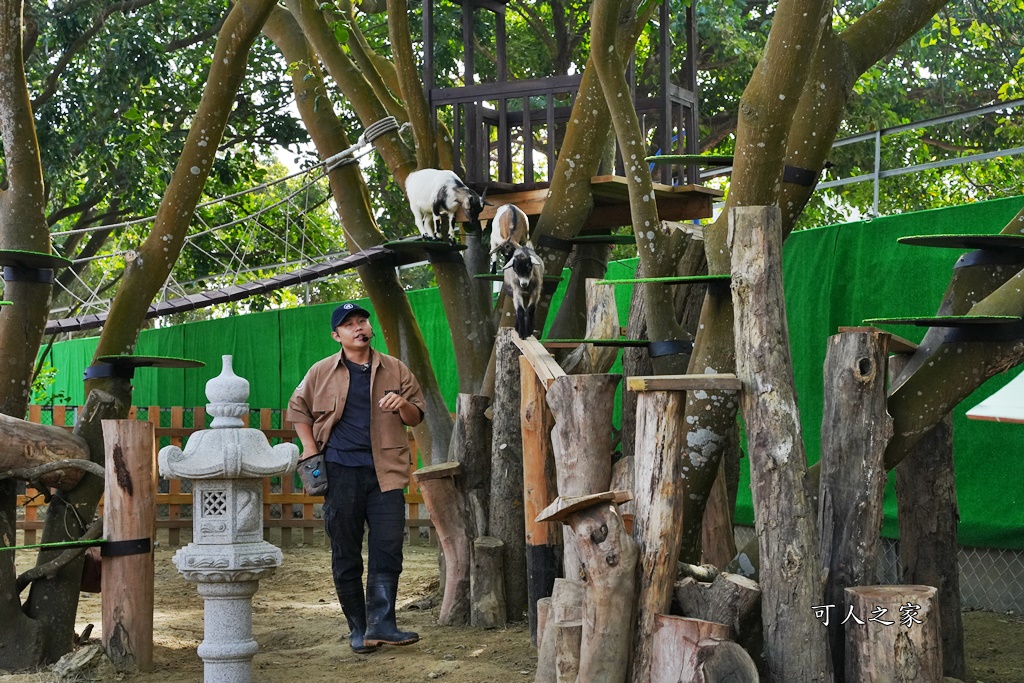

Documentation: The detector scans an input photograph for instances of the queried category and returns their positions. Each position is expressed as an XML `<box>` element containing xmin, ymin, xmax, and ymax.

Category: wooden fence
<box><xmin>20</xmin><ymin>405</ymin><xmax>434</xmax><ymax>548</ymax></box>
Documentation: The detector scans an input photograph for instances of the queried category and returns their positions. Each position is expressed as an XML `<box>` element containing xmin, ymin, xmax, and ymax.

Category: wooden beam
<box><xmin>511</xmin><ymin>334</ymin><xmax>566</xmax><ymax>387</ymax></box>
<box><xmin>626</xmin><ymin>374</ymin><xmax>741</xmax><ymax>392</ymax></box>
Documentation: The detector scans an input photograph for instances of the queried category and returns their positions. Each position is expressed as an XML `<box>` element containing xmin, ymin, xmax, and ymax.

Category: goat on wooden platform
<box><xmin>503</xmin><ymin>244</ymin><xmax>544</xmax><ymax>339</ymax></box>
<box><xmin>488</xmin><ymin>203</ymin><xmax>530</xmax><ymax>273</ymax></box>
<box><xmin>405</xmin><ymin>168</ymin><xmax>488</xmax><ymax>241</ymax></box>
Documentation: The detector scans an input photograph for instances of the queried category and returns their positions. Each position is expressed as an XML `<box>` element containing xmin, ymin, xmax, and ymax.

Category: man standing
<box><xmin>288</xmin><ymin>301</ymin><xmax>426</xmax><ymax>653</ymax></box>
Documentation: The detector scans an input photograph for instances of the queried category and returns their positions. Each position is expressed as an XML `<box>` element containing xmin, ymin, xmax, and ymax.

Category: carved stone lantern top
<box><xmin>158</xmin><ymin>355</ymin><xmax>298</xmax><ymax>480</ymax></box>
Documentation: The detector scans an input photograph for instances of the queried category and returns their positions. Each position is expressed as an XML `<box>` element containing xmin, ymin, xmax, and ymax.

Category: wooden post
<box><xmin>730</xmin><ymin>205</ymin><xmax>829</xmax><ymax>682</ymax></box>
<box><xmin>629</xmin><ymin>389</ymin><xmax>688</xmax><ymax>683</ymax></box>
<box><xmin>534</xmin><ymin>578</ymin><xmax>585</xmax><ymax>683</ymax></box>
<box><xmin>554</xmin><ymin>619</ymin><xmax>583</xmax><ymax>683</ymax></box>
<box><xmin>414</xmin><ymin>462</ymin><xmax>472</xmax><ymax>626</ymax></box>
<box><xmin>471</xmin><ymin>536</ymin><xmax>507</xmax><ymax>628</ymax></box>
<box><xmin>700</xmin><ymin>458</ymin><xmax>737</xmax><ymax>569</ymax></box>
<box><xmin>891</xmin><ymin>356</ymin><xmax>965</xmax><ymax>680</ymax></box>
<box><xmin>101</xmin><ymin>419</ymin><xmax>156</xmax><ymax>672</ymax></box>
<box><xmin>490</xmin><ymin>327</ymin><xmax>528</xmax><ymax>619</ymax></box>
<box><xmin>845</xmin><ymin>585</ymin><xmax>943</xmax><ymax>683</ymax></box>
<box><xmin>520</xmin><ymin>356</ymin><xmax>560</xmax><ymax>644</ymax></box>
<box><xmin>562</xmin><ymin>278</ymin><xmax>620</xmax><ymax>375</ymax></box>
<box><xmin>649</xmin><ymin>615</ymin><xmax>758</xmax><ymax>683</ymax></box>
<box><xmin>819</xmin><ymin>329</ymin><xmax>892</xmax><ymax>682</ymax></box>
<box><xmin>545</xmin><ymin>373</ymin><xmax>620</xmax><ymax>580</ymax></box>
<box><xmin>537</xmin><ymin>597</ymin><xmax>552</xmax><ymax>649</ymax></box>
<box><xmin>537</xmin><ymin>493</ymin><xmax>638</xmax><ymax>683</ymax></box>
<box><xmin>451</xmin><ymin>393</ymin><xmax>492</xmax><ymax>538</ymax></box>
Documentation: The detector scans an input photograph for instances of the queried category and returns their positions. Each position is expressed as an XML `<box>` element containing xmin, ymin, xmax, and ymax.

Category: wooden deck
<box><xmin>463</xmin><ymin>175</ymin><xmax>722</xmax><ymax>231</ymax></box>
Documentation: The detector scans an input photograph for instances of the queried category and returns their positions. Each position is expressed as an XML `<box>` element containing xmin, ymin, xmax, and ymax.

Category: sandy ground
<box><xmin>2</xmin><ymin>532</ymin><xmax>1022</xmax><ymax>682</ymax></box>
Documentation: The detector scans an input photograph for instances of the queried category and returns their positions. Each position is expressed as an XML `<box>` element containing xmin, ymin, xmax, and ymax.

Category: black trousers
<box><xmin>322</xmin><ymin>463</ymin><xmax>406</xmax><ymax>590</ymax></box>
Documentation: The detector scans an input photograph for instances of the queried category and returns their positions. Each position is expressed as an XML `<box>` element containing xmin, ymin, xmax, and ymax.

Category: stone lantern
<box><xmin>158</xmin><ymin>355</ymin><xmax>299</xmax><ymax>683</ymax></box>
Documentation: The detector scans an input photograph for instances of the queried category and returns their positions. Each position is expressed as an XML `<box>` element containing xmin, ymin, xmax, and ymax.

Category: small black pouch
<box><xmin>297</xmin><ymin>452</ymin><xmax>328</xmax><ymax>495</ymax></box>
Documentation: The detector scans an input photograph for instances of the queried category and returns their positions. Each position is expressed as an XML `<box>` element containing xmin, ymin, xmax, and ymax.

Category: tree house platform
<box><xmin>459</xmin><ymin>175</ymin><xmax>722</xmax><ymax>231</ymax></box>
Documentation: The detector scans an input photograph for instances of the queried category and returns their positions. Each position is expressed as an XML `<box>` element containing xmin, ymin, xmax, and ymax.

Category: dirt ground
<box><xmin>2</xmin><ymin>534</ymin><xmax>1023</xmax><ymax>682</ymax></box>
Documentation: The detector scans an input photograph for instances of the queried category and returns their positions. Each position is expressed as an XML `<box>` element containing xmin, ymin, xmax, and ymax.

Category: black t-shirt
<box><xmin>325</xmin><ymin>358</ymin><xmax>374</xmax><ymax>467</ymax></box>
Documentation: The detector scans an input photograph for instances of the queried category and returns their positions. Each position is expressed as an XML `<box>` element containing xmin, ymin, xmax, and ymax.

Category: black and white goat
<box><xmin>488</xmin><ymin>203</ymin><xmax>530</xmax><ymax>273</ymax></box>
<box><xmin>503</xmin><ymin>244</ymin><xmax>545</xmax><ymax>339</ymax></box>
<box><xmin>405</xmin><ymin>168</ymin><xmax>488</xmax><ymax>241</ymax></box>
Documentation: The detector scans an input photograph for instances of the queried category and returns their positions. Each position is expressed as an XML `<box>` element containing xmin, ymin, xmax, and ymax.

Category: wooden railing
<box><xmin>19</xmin><ymin>405</ymin><xmax>434</xmax><ymax>548</ymax></box>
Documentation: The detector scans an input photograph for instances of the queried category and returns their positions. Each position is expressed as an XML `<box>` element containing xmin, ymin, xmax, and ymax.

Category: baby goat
<box><xmin>405</xmin><ymin>168</ymin><xmax>487</xmax><ymax>241</ymax></box>
<box><xmin>488</xmin><ymin>203</ymin><xmax>530</xmax><ymax>273</ymax></box>
<box><xmin>503</xmin><ymin>244</ymin><xmax>545</xmax><ymax>339</ymax></box>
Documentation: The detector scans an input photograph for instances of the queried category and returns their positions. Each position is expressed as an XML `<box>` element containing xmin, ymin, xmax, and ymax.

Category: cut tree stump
<box><xmin>471</xmin><ymin>536</ymin><xmax>507</xmax><ymax>629</ymax></box>
<box><xmin>730</xmin><ymin>205</ymin><xmax>829</xmax><ymax>682</ymax></box>
<box><xmin>0</xmin><ymin>413</ymin><xmax>89</xmax><ymax>490</ymax></box>
<box><xmin>534</xmin><ymin>578</ymin><xmax>585</xmax><ymax>683</ymax></box>
<box><xmin>673</xmin><ymin>572</ymin><xmax>761</xmax><ymax>642</ymax></box>
<box><xmin>101</xmin><ymin>419</ymin><xmax>156</xmax><ymax>672</ymax></box>
<box><xmin>845</xmin><ymin>585</ymin><xmax>943</xmax><ymax>683</ymax></box>
<box><xmin>546</xmin><ymin>373</ymin><xmax>621</xmax><ymax>581</ymax></box>
<box><xmin>629</xmin><ymin>388</ymin><xmax>689</xmax><ymax>683</ymax></box>
<box><xmin>554</xmin><ymin>619</ymin><xmax>583</xmax><ymax>683</ymax></box>
<box><xmin>552</xmin><ymin>499</ymin><xmax>638</xmax><ymax>683</ymax></box>
<box><xmin>649</xmin><ymin>615</ymin><xmax>758</xmax><ymax>683</ymax></box>
<box><xmin>414</xmin><ymin>462</ymin><xmax>472</xmax><ymax>626</ymax></box>
<box><xmin>819</xmin><ymin>329</ymin><xmax>892</xmax><ymax>682</ymax></box>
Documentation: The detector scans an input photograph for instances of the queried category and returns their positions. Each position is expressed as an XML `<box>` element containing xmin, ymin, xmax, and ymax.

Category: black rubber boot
<box><xmin>363</xmin><ymin>575</ymin><xmax>419</xmax><ymax>646</ymax></box>
<box><xmin>337</xmin><ymin>588</ymin><xmax>380</xmax><ymax>654</ymax></box>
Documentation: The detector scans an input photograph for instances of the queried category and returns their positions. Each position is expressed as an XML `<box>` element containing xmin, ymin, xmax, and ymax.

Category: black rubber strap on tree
<box><xmin>83</xmin><ymin>364</ymin><xmax>136</xmax><ymax>381</ymax></box>
<box><xmin>783</xmin><ymin>165</ymin><xmax>817</xmax><ymax>187</ymax></box>
<box><xmin>647</xmin><ymin>340</ymin><xmax>695</xmax><ymax>358</ymax></box>
<box><xmin>536</xmin><ymin>234</ymin><xmax>574</xmax><ymax>253</ymax></box>
<box><xmin>3</xmin><ymin>266</ymin><xmax>55</xmax><ymax>284</ymax></box>
<box><xmin>101</xmin><ymin>538</ymin><xmax>152</xmax><ymax>557</ymax></box>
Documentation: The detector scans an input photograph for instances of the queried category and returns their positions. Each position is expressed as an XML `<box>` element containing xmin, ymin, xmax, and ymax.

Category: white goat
<box><xmin>503</xmin><ymin>244</ymin><xmax>545</xmax><ymax>339</ymax></box>
<box><xmin>488</xmin><ymin>203</ymin><xmax>530</xmax><ymax>273</ymax></box>
<box><xmin>405</xmin><ymin>168</ymin><xmax>488</xmax><ymax>241</ymax></box>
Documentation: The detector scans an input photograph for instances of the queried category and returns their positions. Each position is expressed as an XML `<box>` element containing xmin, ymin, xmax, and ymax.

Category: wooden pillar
<box><xmin>891</xmin><ymin>356</ymin><xmax>965</xmax><ymax>679</ymax></box>
<box><xmin>520</xmin><ymin>356</ymin><xmax>560</xmax><ymax>644</ymax></box>
<box><xmin>534</xmin><ymin>578</ymin><xmax>585</xmax><ymax>683</ymax></box>
<box><xmin>629</xmin><ymin>389</ymin><xmax>687</xmax><ymax>683</ymax></box>
<box><xmin>845</xmin><ymin>585</ymin><xmax>943</xmax><ymax>683</ymax></box>
<box><xmin>545</xmin><ymin>373</ymin><xmax>620</xmax><ymax>580</ymax></box>
<box><xmin>414</xmin><ymin>462</ymin><xmax>472</xmax><ymax>626</ymax></box>
<box><xmin>537</xmin><ymin>492</ymin><xmax>638</xmax><ymax>683</ymax></box>
<box><xmin>101</xmin><ymin>419</ymin><xmax>156</xmax><ymax>672</ymax></box>
<box><xmin>451</xmin><ymin>393</ymin><xmax>492</xmax><ymax>538</ymax></box>
<box><xmin>489</xmin><ymin>328</ymin><xmax>528</xmax><ymax>619</ymax></box>
<box><xmin>471</xmin><ymin>536</ymin><xmax>507</xmax><ymax>628</ymax></box>
<box><xmin>730</xmin><ymin>205</ymin><xmax>829</xmax><ymax>682</ymax></box>
<box><xmin>819</xmin><ymin>329</ymin><xmax>892</xmax><ymax>682</ymax></box>
<box><xmin>554</xmin><ymin>619</ymin><xmax>583</xmax><ymax>683</ymax></box>
<box><xmin>649</xmin><ymin>615</ymin><xmax>758</xmax><ymax>683</ymax></box>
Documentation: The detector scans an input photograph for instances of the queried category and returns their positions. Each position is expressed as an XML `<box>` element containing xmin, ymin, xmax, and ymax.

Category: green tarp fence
<box><xmin>38</xmin><ymin>194</ymin><xmax>1024</xmax><ymax>550</ymax></box>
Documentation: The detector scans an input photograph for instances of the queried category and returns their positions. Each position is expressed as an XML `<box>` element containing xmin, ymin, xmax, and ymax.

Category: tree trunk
<box><xmin>561</xmin><ymin>278</ymin><xmax>620</xmax><ymax>375</ymax></box>
<box><xmin>819</xmin><ymin>329</ymin><xmax>892</xmax><ymax>682</ymax></box>
<box><xmin>845</xmin><ymin>585</ymin><xmax>943</xmax><ymax>683</ymax></box>
<box><xmin>568</xmin><ymin>504</ymin><xmax>638</xmax><ymax>683</ymax></box>
<box><xmin>101</xmin><ymin>420</ymin><xmax>156</xmax><ymax>672</ymax></box>
<box><xmin>545</xmin><ymin>374</ymin><xmax>620</xmax><ymax>582</ymax></box>
<box><xmin>520</xmin><ymin>357</ymin><xmax>560</xmax><ymax>644</ymax></box>
<box><xmin>414</xmin><ymin>462</ymin><xmax>472</xmax><ymax>626</ymax></box>
<box><xmin>471</xmin><ymin>536</ymin><xmax>507</xmax><ymax>629</ymax></box>
<box><xmin>700</xmin><ymin>458</ymin><xmax>736</xmax><ymax>570</ymax></box>
<box><xmin>450</xmin><ymin>393</ymin><xmax>492</xmax><ymax>537</ymax></box>
<box><xmin>730</xmin><ymin>206</ymin><xmax>828</xmax><ymax>683</ymax></box>
<box><xmin>892</xmin><ymin>352</ymin><xmax>963</xmax><ymax>680</ymax></box>
<box><xmin>489</xmin><ymin>328</ymin><xmax>527</xmax><ymax>619</ymax></box>
<box><xmin>628</xmin><ymin>389</ymin><xmax>688</xmax><ymax>683</ymax></box>
<box><xmin>0</xmin><ymin>415</ymin><xmax>88</xmax><ymax>490</ymax></box>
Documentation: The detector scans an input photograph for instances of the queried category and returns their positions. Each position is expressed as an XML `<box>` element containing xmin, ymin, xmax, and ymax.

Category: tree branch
<box><xmin>160</xmin><ymin>8</ymin><xmax>230</xmax><ymax>52</ymax></box>
<box><xmin>17</xmin><ymin>517</ymin><xmax>104</xmax><ymax>593</ymax></box>
<box><xmin>0</xmin><ymin>459</ymin><xmax>106</xmax><ymax>483</ymax></box>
